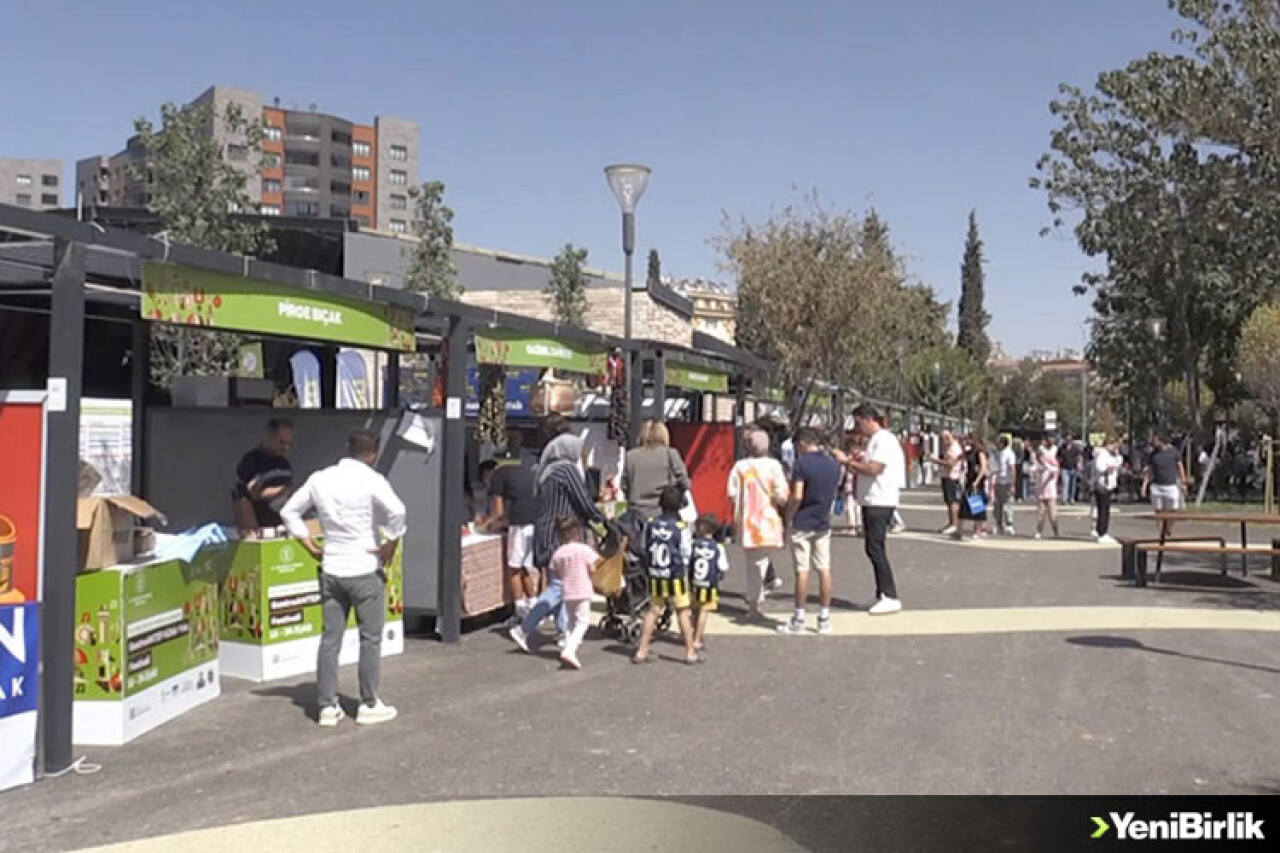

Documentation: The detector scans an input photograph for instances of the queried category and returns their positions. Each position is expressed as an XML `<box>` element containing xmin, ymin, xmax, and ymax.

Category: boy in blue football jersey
<box><xmin>689</xmin><ymin>514</ymin><xmax>729</xmax><ymax>654</ymax></box>
<box><xmin>632</xmin><ymin>485</ymin><xmax>700</xmax><ymax>665</ymax></box>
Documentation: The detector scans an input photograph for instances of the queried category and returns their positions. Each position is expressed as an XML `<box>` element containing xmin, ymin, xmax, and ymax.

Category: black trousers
<box><xmin>1094</xmin><ymin>486</ymin><xmax>1112</xmax><ymax>536</ymax></box>
<box><xmin>862</xmin><ymin>506</ymin><xmax>898</xmax><ymax>600</ymax></box>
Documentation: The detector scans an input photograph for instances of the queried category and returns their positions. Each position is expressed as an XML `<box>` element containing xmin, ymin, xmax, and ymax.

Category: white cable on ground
<box><xmin>44</xmin><ymin>756</ymin><xmax>102</xmax><ymax>778</ymax></box>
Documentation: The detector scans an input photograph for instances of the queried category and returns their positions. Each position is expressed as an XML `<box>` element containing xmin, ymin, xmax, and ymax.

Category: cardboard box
<box><xmin>76</xmin><ymin>496</ymin><xmax>162</xmax><ymax>571</ymax></box>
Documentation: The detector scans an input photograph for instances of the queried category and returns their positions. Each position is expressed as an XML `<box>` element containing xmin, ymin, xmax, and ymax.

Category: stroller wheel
<box><xmin>622</xmin><ymin>622</ymin><xmax>641</xmax><ymax>645</ymax></box>
<box><xmin>657</xmin><ymin>607</ymin><xmax>673</xmax><ymax>634</ymax></box>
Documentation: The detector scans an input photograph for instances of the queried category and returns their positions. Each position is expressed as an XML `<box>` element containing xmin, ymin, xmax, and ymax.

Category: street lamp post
<box><xmin>1148</xmin><ymin>318</ymin><xmax>1165</xmax><ymax>431</ymax></box>
<box><xmin>604</xmin><ymin>164</ymin><xmax>652</xmax><ymax>342</ymax></box>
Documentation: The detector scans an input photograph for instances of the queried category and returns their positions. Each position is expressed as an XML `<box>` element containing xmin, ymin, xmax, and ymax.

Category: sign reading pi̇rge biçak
<box><xmin>666</xmin><ymin>362</ymin><xmax>729</xmax><ymax>394</ymax></box>
<box><xmin>141</xmin><ymin>261</ymin><xmax>415</xmax><ymax>352</ymax></box>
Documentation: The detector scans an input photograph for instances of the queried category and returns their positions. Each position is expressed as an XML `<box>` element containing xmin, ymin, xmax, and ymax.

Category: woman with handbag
<box><xmin>622</xmin><ymin>420</ymin><xmax>693</xmax><ymax>522</ymax></box>
<box><xmin>959</xmin><ymin>433</ymin><xmax>989</xmax><ymax>540</ymax></box>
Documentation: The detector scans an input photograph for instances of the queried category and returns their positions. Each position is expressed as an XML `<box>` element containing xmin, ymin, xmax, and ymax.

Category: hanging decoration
<box><xmin>477</xmin><ymin>364</ymin><xmax>507</xmax><ymax>445</ymax></box>
<box><xmin>608</xmin><ymin>349</ymin><xmax>629</xmax><ymax>441</ymax></box>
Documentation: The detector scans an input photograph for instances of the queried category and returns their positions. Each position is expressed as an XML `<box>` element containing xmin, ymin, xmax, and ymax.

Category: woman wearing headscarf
<box><xmin>727</xmin><ymin>426</ymin><xmax>790</xmax><ymax>621</ymax></box>
<box><xmin>508</xmin><ymin>430</ymin><xmax>605</xmax><ymax>652</ymax></box>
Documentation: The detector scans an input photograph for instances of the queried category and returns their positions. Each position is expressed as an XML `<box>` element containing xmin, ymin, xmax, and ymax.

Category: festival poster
<box><xmin>0</xmin><ymin>394</ymin><xmax>43</xmax><ymax>791</ymax></box>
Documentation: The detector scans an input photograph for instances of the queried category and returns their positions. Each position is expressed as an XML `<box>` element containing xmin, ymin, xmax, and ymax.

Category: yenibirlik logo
<box><xmin>1091</xmin><ymin>812</ymin><xmax>1265</xmax><ymax>841</ymax></box>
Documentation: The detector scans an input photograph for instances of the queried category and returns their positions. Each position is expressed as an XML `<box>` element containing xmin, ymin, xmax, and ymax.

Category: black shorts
<box><xmin>942</xmin><ymin>479</ymin><xmax>963</xmax><ymax>506</ymax></box>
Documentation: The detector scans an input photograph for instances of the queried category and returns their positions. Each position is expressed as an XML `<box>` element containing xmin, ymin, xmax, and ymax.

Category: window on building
<box><xmin>389</xmin><ymin>193</ymin><xmax>407</xmax><ymax>210</ymax></box>
<box><xmin>262</xmin><ymin>178</ymin><xmax>281</xmax><ymax>195</ymax></box>
<box><xmin>330</xmin><ymin>153</ymin><xmax>351</xmax><ymax>169</ymax></box>
<box><xmin>331</xmin><ymin>130</ymin><xmax>352</xmax><ymax>146</ymax></box>
<box><xmin>354</xmin><ymin>215</ymin><xmax>370</xmax><ymax>228</ymax></box>
<box><xmin>330</xmin><ymin>206</ymin><xmax>350</xmax><ymax>219</ymax></box>
<box><xmin>41</xmin><ymin>193</ymin><xmax>58</xmax><ymax>206</ymax></box>
<box><xmin>41</xmin><ymin>174</ymin><xmax>58</xmax><ymax>187</ymax></box>
<box><xmin>352</xmin><ymin>166</ymin><xmax>371</xmax><ymax>183</ymax></box>
<box><xmin>15</xmin><ymin>174</ymin><xmax>32</xmax><ymax>187</ymax></box>
<box><xmin>227</xmin><ymin>144</ymin><xmax>249</xmax><ymax>162</ymax></box>
<box><xmin>389</xmin><ymin>169</ymin><xmax>407</xmax><ymax>186</ymax></box>
<box><xmin>262</xmin><ymin>152</ymin><xmax>282</xmax><ymax>169</ymax></box>
<box><xmin>290</xmin><ymin>200</ymin><xmax>321</xmax><ymax>217</ymax></box>
<box><xmin>389</xmin><ymin>219</ymin><xmax>407</xmax><ymax>234</ymax></box>
<box><xmin>353</xmin><ymin>189</ymin><xmax>371</xmax><ymax>204</ymax></box>
<box><xmin>330</xmin><ymin>181</ymin><xmax>351</xmax><ymax>197</ymax></box>
<box><xmin>15</xmin><ymin>193</ymin><xmax>31</xmax><ymax>206</ymax></box>
<box><xmin>265</xmin><ymin>125</ymin><xmax>282</xmax><ymax>142</ymax></box>
<box><xmin>260</xmin><ymin>204</ymin><xmax>281</xmax><ymax>216</ymax></box>
<box><xmin>389</xmin><ymin>144</ymin><xmax>408</xmax><ymax>161</ymax></box>
<box><xmin>285</xmin><ymin>151</ymin><xmax>320</xmax><ymax>167</ymax></box>
<box><xmin>353</xmin><ymin>141</ymin><xmax>371</xmax><ymax>158</ymax></box>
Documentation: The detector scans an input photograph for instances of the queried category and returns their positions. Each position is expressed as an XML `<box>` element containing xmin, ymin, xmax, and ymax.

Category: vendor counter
<box><xmin>460</xmin><ymin>532</ymin><xmax>504</xmax><ymax>617</ymax></box>
<box><xmin>218</xmin><ymin>539</ymin><xmax>404</xmax><ymax>682</ymax></box>
<box><xmin>73</xmin><ymin>555</ymin><xmax>221</xmax><ymax>746</ymax></box>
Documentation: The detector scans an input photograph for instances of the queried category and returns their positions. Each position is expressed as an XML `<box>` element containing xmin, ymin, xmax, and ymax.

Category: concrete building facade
<box><xmin>0</xmin><ymin>158</ymin><xmax>63</xmax><ymax>210</ymax></box>
<box><xmin>80</xmin><ymin>85</ymin><xmax>418</xmax><ymax>231</ymax></box>
<box><xmin>669</xmin><ymin>277</ymin><xmax>737</xmax><ymax>344</ymax></box>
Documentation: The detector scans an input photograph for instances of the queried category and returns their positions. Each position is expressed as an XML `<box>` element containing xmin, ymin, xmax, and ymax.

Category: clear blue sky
<box><xmin>4</xmin><ymin>0</ymin><xmax>1178</xmax><ymax>356</ymax></box>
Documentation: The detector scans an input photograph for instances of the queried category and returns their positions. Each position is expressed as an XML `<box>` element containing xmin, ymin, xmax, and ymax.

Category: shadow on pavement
<box><xmin>1066</xmin><ymin>635</ymin><xmax>1280</xmax><ymax>677</ymax></box>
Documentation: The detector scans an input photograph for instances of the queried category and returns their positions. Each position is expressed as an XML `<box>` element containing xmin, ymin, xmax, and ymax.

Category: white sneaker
<box><xmin>776</xmin><ymin>617</ymin><xmax>807</xmax><ymax>635</ymax></box>
<box><xmin>767</xmin><ymin>576</ymin><xmax>784</xmax><ymax>592</ymax></box>
<box><xmin>817</xmin><ymin>616</ymin><xmax>832</xmax><ymax>635</ymax></box>
<box><xmin>1033</xmin><ymin>533</ymin><xmax>1042</xmax><ymax>540</ymax></box>
<box><xmin>890</xmin><ymin>524</ymin><xmax>906</xmax><ymax>534</ymax></box>
<box><xmin>556</xmin><ymin>635</ymin><xmax>567</xmax><ymax>650</ymax></box>
<box><xmin>318</xmin><ymin>705</ymin><xmax>345</xmax><ymax>727</ymax></box>
<box><xmin>560</xmin><ymin>651</ymin><xmax>582</xmax><ymax>670</ymax></box>
<box><xmin>356</xmin><ymin>699</ymin><xmax>398</xmax><ymax>726</ymax></box>
<box><xmin>509</xmin><ymin>624</ymin><xmax>530</xmax><ymax>653</ymax></box>
<box><xmin>1098</xmin><ymin>534</ymin><xmax>1118</xmax><ymax>545</ymax></box>
<box><xmin>868</xmin><ymin>597</ymin><xmax>902</xmax><ymax>616</ymax></box>
<box><xmin>1090</xmin><ymin>530</ymin><xmax>1100</xmax><ymax>542</ymax></box>
<box><xmin>940</xmin><ymin>525</ymin><xmax>958</xmax><ymax>536</ymax></box>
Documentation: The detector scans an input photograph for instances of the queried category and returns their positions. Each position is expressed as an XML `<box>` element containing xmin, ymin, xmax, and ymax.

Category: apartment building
<box><xmin>669</xmin><ymin>277</ymin><xmax>738</xmax><ymax>344</ymax></box>
<box><xmin>78</xmin><ymin>85</ymin><xmax>419</xmax><ymax>231</ymax></box>
<box><xmin>0</xmin><ymin>159</ymin><xmax>63</xmax><ymax>210</ymax></box>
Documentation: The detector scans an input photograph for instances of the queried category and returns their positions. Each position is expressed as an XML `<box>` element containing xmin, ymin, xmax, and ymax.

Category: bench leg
<box><xmin>1121</xmin><ymin>542</ymin><xmax>1136</xmax><ymax>581</ymax></box>
<box><xmin>1136</xmin><ymin>549</ymin><xmax>1148</xmax><ymax>588</ymax></box>
<box><xmin>1273</xmin><ymin>539</ymin><xmax>1280</xmax><ymax>579</ymax></box>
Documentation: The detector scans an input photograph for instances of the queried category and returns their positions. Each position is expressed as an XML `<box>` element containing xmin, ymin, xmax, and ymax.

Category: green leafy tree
<box><xmin>130</xmin><ymin>100</ymin><xmax>273</xmax><ymax>387</ymax></box>
<box><xmin>722</xmin><ymin>194</ymin><xmax>898</xmax><ymax>421</ymax></box>
<box><xmin>404</xmin><ymin>180</ymin><xmax>461</xmax><ymax>299</ymax></box>
<box><xmin>545</xmin><ymin>244</ymin><xmax>590</xmax><ymax>328</ymax></box>
<box><xmin>1031</xmin><ymin>0</ymin><xmax>1280</xmax><ymax>432</ymax></box>
<box><xmin>1239</xmin><ymin>303</ymin><xmax>1280</xmax><ymax>420</ymax></box>
<box><xmin>956</xmin><ymin>210</ymin><xmax>991</xmax><ymax>365</ymax></box>
<box><xmin>646</xmin><ymin>248</ymin><xmax>661</xmax><ymax>288</ymax></box>
<box><xmin>906</xmin><ymin>345</ymin><xmax>985</xmax><ymax>418</ymax></box>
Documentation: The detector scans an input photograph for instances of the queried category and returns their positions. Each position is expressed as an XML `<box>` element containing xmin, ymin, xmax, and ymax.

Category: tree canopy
<box><xmin>404</xmin><ymin>180</ymin><xmax>461</xmax><ymax>299</ymax></box>
<box><xmin>1032</xmin><ymin>0</ymin><xmax>1280</xmax><ymax>432</ymax></box>
<box><xmin>545</xmin><ymin>244</ymin><xmax>590</xmax><ymax>328</ymax></box>
<box><xmin>956</xmin><ymin>210</ymin><xmax>991</xmax><ymax>366</ymax></box>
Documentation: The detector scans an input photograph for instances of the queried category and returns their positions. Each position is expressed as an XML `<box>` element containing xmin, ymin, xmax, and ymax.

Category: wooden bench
<box><xmin>1132</xmin><ymin>540</ymin><xmax>1280</xmax><ymax>587</ymax></box>
<box><xmin>1118</xmin><ymin>536</ymin><xmax>1224</xmax><ymax>585</ymax></box>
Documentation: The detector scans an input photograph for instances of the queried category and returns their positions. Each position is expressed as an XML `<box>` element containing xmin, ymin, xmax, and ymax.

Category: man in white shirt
<box><xmin>993</xmin><ymin>435</ymin><xmax>1017</xmax><ymax>535</ymax></box>
<box><xmin>281</xmin><ymin>430</ymin><xmax>407</xmax><ymax>727</ymax></box>
<box><xmin>836</xmin><ymin>404</ymin><xmax>905</xmax><ymax>615</ymax></box>
<box><xmin>1091</xmin><ymin>436</ymin><xmax>1122</xmax><ymax>544</ymax></box>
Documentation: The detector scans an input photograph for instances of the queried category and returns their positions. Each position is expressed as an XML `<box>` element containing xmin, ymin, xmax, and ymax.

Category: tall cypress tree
<box><xmin>646</xmin><ymin>248</ymin><xmax>661</xmax><ymax>288</ymax></box>
<box><xmin>957</xmin><ymin>210</ymin><xmax>992</xmax><ymax>365</ymax></box>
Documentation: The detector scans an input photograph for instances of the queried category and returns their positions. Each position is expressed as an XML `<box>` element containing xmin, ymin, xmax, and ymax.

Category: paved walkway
<box><xmin>5</xmin><ymin>490</ymin><xmax>1278</xmax><ymax>852</ymax></box>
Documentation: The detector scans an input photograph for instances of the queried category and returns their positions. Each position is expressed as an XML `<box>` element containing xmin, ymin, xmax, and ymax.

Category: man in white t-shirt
<box><xmin>835</xmin><ymin>403</ymin><xmax>905</xmax><ymax>615</ymax></box>
<box><xmin>993</xmin><ymin>435</ymin><xmax>1017</xmax><ymax>535</ymax></box>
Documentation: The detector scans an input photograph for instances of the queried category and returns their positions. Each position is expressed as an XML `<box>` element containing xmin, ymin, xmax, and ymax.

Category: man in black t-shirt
<box><xmin>233</xmin><ymin>419</ymin><xmax>295</xmax><ymax>535</ymax></box>
<box><xmin>1060</xmin><ymin>434</ymin><xmax>1081</xmax><ymax>505</ymax></box>
<box><xmin>478</xmin><ymin>458</ymin><xmax>539</xmax><ymax>615</ymax></box>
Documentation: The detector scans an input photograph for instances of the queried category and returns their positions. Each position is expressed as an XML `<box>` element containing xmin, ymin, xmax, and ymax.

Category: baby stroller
<box><xmin>597</xmin><ymin>509</ymin><xmax>672</xmax><ymax>645</ymax></box>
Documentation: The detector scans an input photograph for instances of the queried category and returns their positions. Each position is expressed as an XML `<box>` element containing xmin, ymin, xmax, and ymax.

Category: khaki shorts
<box><xmin>790</xmin><ymin>529</ymin><xmax>832</xmax><ymax>574</ymax></box>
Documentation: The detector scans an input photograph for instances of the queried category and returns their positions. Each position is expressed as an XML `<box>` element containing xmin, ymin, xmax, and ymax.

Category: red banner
<box><xmin>669</xmin><ymin>423</ymin><xmax>737</xmax><ymax>526</ymax></box>
<box><xmin>0</xmin><ymin>397</ymin><xmax>44</xmax><ymax>604</ymax></box>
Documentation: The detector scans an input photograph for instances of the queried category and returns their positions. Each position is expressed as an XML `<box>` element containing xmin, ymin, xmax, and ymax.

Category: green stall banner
<box><xmin>756</xmin><ymin>384</ymin><xmax>787</xmax><ymax>404</ymax></box>
<box><xmin>666</xmin><ymin>362</ymin><xmax>729</xmax><ymax>393</ymax></box>
<box><xmin>475</xmin><ymin>330</ymin><xmax>607</xmax><ymax>374</ymax></box>
<box><xmin>142</xmin><ymin>261</ymin><xmax>416</xmax><ymax>352</ymax></box>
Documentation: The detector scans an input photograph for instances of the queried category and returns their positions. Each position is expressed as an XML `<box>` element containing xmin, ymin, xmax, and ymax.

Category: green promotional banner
<box><xmin>475</xmin><ymin>330</ymin><xmax>607</xmax><ymax>374</ymax></box>
<box><xmin>666</xmin><ymin>362</ymin><xmax>729</xmax><ymax>393</ymax></box>
<box><xmin>756</xmin><ymin>384</ymin><xmax>787</xmax><ymax>404</ymax></box>
<box><xmin>142</xmin><ymin>261</ymin><xmax>416</xmax><ymax>352</ymax></box>
<box><xmin>73</xmin><ymin>558</ymin><xmax>220</xmax><ymax>701</ymax></box>
<box><xmin>221</xmin><ymin>539</ymin><xmax>403</xmax><ymax>648</ymax></box>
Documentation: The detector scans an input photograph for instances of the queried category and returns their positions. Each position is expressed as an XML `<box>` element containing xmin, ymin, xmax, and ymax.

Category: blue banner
<box><xmin>0</xmin><ymin>603</ymin><xmax>37</xmax><ymax>719</ymax></box>
<box><xmin>465</xmin><ymin>367</ymin><xmax>542</xmax><ymax>418</ymax></box>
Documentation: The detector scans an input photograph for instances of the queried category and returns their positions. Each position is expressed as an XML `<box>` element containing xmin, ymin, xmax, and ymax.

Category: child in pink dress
<box><xmin>548</xmin><ymin>516</ymin><xmax>599</xmax><ymax>669</ymax></box>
